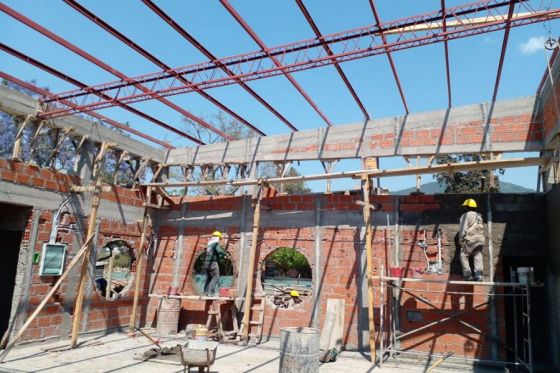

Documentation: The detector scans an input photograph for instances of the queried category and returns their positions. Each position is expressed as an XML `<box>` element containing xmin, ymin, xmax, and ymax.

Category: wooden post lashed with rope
<box><xmin>70</xmin><ymin>142</ymin><xmax>110</xmax><ymax>348</ymax></box>
<box><xmin>361</xmin><ymin>175</ymin><xmax>377</xmax><ymax>363</ymax></box>
<box><xmin>241</xmin><ymin>182</ymin><xmax>263</xmax><ymax>344</ymax></box>
<box><xmin>128</xmin><ymin>190</ymin><xmax>152</xmax><ymax>333</ymax></box>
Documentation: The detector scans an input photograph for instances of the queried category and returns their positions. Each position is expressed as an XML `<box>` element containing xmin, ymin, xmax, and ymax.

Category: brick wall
<box><xmin>149</xmin><ymin>191</ymin><xmax>547</xmax><ymax>361</ymax></box>
<box><xmin>0</xmin><ymin>159</ymin><xmax>148</xmax><ymax>342</ymax></box>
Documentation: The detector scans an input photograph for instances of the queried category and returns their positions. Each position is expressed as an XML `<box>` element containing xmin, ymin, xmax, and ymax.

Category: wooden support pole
<box><xmin>142</xmin><ymin>157</ymin><xmax>546</xmax><ymax>189</ymax></box>
<box><xmin>0</xmin><ymin>234</ymin><xmax>94</xmax><ymax>362</ymax></box>
<box><xmin>241</xmin><ymin>182</ymin><xmax>263</xmax><ymax>344</ymax></box>
<box><xmin>128</xmin><ymin>188</ymin><xmax>152</xmax><ymax>332</ymax></box>
<box><xmin>11</xmin><ymin>114</ymin><xmax>32</xmax><ymax>160</ymax></box>
<box><xmin>46</xmin><ymin>127</ymin><xmax>73</xmax><ymax>168</ymax></box>
<box><xmin>361</xmin><ymin>175</ymin><xmax>377</xmax><ymax>363</ymax></box>
<box><xmin>105</xmin><ymin>254</ymin><xmax>114</xmax><ymax>301</ymax></box>
<box><xmin>70</xmin><ymin>142</ymin><xmax>110</xmax><ymax>348</ymax></box>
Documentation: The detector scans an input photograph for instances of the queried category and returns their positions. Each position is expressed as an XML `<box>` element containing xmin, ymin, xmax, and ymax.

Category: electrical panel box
<box><xmin>39</xmin><ymin>243</ymin><xmax>67</xmax><ymax>276</ymax></box>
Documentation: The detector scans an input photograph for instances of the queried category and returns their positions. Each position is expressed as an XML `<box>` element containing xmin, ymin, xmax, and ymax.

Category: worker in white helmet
<box><xmin>203</xmin><ymin>231</ymin><xmax>229</xmax><ymax>296</ymax></box>
<box><xmin>459</xmin><ymin>199</ymin><xmax>485</xmax><ymax>281</ymax></box>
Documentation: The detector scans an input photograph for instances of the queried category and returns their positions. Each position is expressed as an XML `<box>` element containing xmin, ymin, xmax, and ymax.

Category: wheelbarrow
<box><xmin>178</xmin><ymin>340</ymin><xmax>219</xmax><ymax>373</ymax></box>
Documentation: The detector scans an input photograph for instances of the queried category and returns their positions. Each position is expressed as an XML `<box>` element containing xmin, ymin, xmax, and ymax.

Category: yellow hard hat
<box><xmin>462</xmin><ymin>199</ymin><xmax>477</xmax><ymax>208</ymax></box>
<box><xmin>290</xmin><ymin>290</ymin><xmax>300</xmax><ymax>297</ymax></box>
<box><xmin>212</xmin><ymin>231</ymin><xmax>223</xmax><ymax>238</ymax></box>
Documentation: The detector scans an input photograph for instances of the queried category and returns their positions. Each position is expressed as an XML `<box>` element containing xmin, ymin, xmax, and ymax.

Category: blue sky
<box><xmin>2</xmin><ymin>0</ymin><xmax>559</xmax><ymax>192</ymax></box>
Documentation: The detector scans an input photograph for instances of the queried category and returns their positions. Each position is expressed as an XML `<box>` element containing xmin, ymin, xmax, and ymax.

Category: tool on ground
<box><xmin>426</xmin><ymin>351</ymin><xmax>454</xmax><ymax>372</ymax></box>
<box><xmin>134</xmin><ymin>327</ymin><xmax>162</xmax><ymax>351</ymax></box>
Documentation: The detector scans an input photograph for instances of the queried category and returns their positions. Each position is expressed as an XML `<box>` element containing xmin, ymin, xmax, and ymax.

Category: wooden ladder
<box><xmin>237</xmin><ymin>295</ymin><xmax>265</xmax><ymax>344</ymax></box>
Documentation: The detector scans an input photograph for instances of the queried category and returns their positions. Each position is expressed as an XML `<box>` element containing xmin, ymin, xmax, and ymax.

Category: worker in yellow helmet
<box><xmin>459</xmin><ymin>199</ymin><xmax>485</xmax><ymax>281</ymax></box>
<box><xmin>203</xmin><ymin>231</ymin><xmax>229</xmax><ymax>296</ymax></box>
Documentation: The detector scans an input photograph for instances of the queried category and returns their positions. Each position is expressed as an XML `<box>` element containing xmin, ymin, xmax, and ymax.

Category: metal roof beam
<box><xmin>142</xmin><ymin>0</ymin><xmax>298</xmax><ymax>131</ymax></box>
<box><xmin>0</xmin><ymin>72</ymin><xmax>172</xmax><ymax>152</ymax></box>
<box><xmin>491</xmin><ymin>0</ymin><xmax>516</xmax><ymax>102</ymax></box>
<box><xmin>295</xmin><ymin>0</ymin><xmax>370</xmax><ymax>120</ymax></box>
<box><xmin>0</xmin><ymin>2</ymin><xmax>233</xmax><ymax>142</ymax></box>
<box><xmin>0</xmin><ymin>42</ymin><xmax>201</xmax><ymax>145</ymax></box>
<box><xmin>35</xmin><ymin>1</ymin><xmax>560</xmax><ymax>117</ymax></box>
<box><xmin>441</xmin><ymin>0</ymin><xmax>452</xmax><ymax>108</ymax></box>
<box><xmin>63</xmin><ymin>0</ymin><xmax>265</xmax><ymax>137</ymax></box>
<box><xmin>368</xmin><ymin>0</ymin><xmax>409</xmax><ymax>114</ymax></box>
<box><xmin>220</xmin><ymin>0</ymin><xmax>332</xmax><ymax>126</ymax></box>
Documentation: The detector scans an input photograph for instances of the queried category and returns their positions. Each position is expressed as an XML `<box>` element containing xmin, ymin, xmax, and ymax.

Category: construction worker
<box><xmin>203</xmin><ymin>231</ymin><xmax>229</xmax><ymax>296</ymax></box>
<box><xmin>458</xmin><ymin>199</ymin><xmax>485</xmax><ymax>281</ymax></box>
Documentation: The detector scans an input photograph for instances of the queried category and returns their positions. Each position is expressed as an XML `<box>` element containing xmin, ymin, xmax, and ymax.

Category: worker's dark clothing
<box><xmin>459</xmin><ymin>210</ymin><xmax>485</xmax><ymax>280</ymax></box>
<box><xmin>203</xmin><ymin>238</ymin><xmax>227</xmax><ymax>296</ymax></box>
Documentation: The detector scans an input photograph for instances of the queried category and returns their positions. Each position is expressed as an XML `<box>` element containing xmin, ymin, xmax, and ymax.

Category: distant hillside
<box><xmin>393</xmin><ymin>181</ymin><xmax>534</xmax><ymax>195</ymax></box>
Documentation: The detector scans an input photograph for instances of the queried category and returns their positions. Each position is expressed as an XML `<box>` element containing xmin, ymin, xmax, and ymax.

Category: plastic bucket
<box><xmin>193</xmin><ymin>325</ymin><xmax>209</xmax><ymax>341</ymax></box>
<box><xmin>389</xmin><ymin>266</ymin><xmax>404</xmax><ymax>277</ymax></box>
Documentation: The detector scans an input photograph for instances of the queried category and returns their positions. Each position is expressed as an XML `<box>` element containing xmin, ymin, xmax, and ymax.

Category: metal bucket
<box><xmin>156</xmin><ymin>298</ymin><xmax>180</xmax><ymax>335</ymax></box>
<box><xmin>279</xmin><ymin>327</ymin><xmax>320</xmax><ymax>373</ymax></box>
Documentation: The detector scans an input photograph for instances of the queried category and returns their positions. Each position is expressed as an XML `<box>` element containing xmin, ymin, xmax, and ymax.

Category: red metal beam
<box><xmin>63</xmin><ymin>0</ymin><xmax>265</xmax><ymax>137</ymax></box>
<box><xmin>0</xmin><ymin>71</ymin><xmax>174</xmax><ymax>149</ymax></box>
<box><xmin>0</xmin><ymin>42</ymin><xmax>203</xmax><ymax>145</ymax></box>
<box><xmin>491</xmin><ymin>0</ymin><xmax>516</xmax><ymax>102</ymax></box>
<box><xmin>295</xmin><ymin>0</ymin><xmax>369</xmax><ymax>120</ymax></box>
<box><xmin>35</xmin><ymin>1</ymin><xmax>559</xmax><ymax>117</ymax></box>
<box><xmin>220</xmin><ymin>0</ymin><xmax>332</xmax><ymax>126</ymax></box>
<box><xmin>368</xmin><ymin>0</ymin><xmax>409</xmax><ymax>114</ymax></box>
<box><xmin>0</xmin><ymin>2</ymin><xmax>234</xmax><ymax>141</ymax></box>
<box><xmin>142</xmin><ymin>0</ymin><xmax>298</xmax><ymax>131</ymax></box>
<box><xmin>441</xmin><ymin>0</ymin><xmax>452</xmax><ymax>108</ymax></box>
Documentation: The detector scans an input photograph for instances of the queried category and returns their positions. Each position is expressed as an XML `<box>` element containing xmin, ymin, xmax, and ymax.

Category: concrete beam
<box><xmin>167</xmin><ymin>96</ymin><xmax>544</xmax><ymax>166</ymax></box>
<box><xmin>0</xmin><ymin>86</ymin><xmax>167</xmax><ymax>163</ymax></box>
<box><xmin>0</xmin><ymin>180</ymin><xmax>144</xmax><ymax>223</ymax></box>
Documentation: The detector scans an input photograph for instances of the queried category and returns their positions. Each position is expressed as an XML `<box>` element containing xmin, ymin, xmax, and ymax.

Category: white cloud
<box><xmin>518</xmin><ymin>36</ymin><xmax>546</xmax><ymax>55</ymax></box>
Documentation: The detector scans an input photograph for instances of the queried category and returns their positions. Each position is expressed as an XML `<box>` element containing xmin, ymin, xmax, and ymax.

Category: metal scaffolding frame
<box><xmin>377</xmin><ymin>274</ymin><xmax>535</xmax><ymax>372</ymax></box>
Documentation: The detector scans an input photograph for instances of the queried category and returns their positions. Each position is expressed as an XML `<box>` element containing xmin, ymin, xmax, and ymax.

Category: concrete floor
<box><xmin>0</xmin><ymin>331</ymin><xmax>491</xmax><ymax>373</ymax></box>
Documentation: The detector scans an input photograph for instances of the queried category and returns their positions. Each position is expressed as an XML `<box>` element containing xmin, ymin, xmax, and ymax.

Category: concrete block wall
<box><xmin>0</xmin><ymin>159</ymin><xmax>149</xmax><ymax>342</ymax></box>
<box><xmin>149</xmin><ymin>191</ymin><xmax>548</xmax><ymax>361</ymax></box>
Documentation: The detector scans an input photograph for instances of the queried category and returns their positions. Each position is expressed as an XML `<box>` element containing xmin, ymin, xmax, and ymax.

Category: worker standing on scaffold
<box><xmin>459</xmin><ymin>199</ymin><xmax>485</xmax><ymax>281</ymax></box>
<box><xmin>203</xmin><ymin>231</ymin><xmax>229</xmax><ymax>296</ymax></box>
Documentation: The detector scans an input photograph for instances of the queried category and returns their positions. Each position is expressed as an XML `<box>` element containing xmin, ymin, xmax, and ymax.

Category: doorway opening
<box><xmin>0</xmin><ymin>203</ymin><xmax>32</xmax><ymax>336</ymax></box>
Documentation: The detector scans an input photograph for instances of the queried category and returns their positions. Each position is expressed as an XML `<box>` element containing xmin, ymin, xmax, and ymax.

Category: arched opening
<box><xmin>192</xmin><ymin>252</ymin><xmax>234</xmax><ymax>296</ymax></box>
<box><xmin>261</xmin><ymin>247</ymin><xmax>312</xmax><ymax>309</ymax></box>
<box><xmin>94</xmin><ymin>240</ymin><xmax>135</xmax><ymax>300</ymax></box>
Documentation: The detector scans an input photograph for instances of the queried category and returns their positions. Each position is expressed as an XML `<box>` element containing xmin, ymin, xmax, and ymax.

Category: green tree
<box><xmin>280</xmin><ymin>167</ymin><xmax>311</xmax><ymax>195</ymax></box>
<box><xmin>433</xmin><ymin>154</ymin><xmax>504</xmax><ymax>193</ymax></box>
<box><xmin>267</xmin><ymin>247</ymin><xmax>311</xmax><ymax>278</ymax></box>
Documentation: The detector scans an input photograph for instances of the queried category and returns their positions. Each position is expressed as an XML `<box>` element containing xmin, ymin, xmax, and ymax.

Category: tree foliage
<box><xmin>267</xmin><ymin>247</ymin><xmax>312</xmax><ymax>278</ymax></box>
<box><xmin>433</xmin><ymin>154</ymin><xmax>504</xmax><ymax>193</ymax></box>
<box><xmin>180</xmin><ymin>112</ymin><xmax>310</xmax><ymax>195</ymax></box>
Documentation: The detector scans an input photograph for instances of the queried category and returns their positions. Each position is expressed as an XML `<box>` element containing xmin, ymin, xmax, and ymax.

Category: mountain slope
<box><xmin>393</xmin><ymin>181</ymin><xmax>534</xmax><ymax>195</ymax></box>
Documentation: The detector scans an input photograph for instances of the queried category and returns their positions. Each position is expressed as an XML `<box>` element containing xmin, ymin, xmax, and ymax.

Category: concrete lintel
<box><xmin>167</xmin><ymin>96</ymin><xmax>542</xmax><ymax>166</ymax></box>
<box><xmin>0</xmin><ymin>86</ymin><xmax>166</xmax><ymax>163</ymax></box>
<box><xmin>0</xmin><ymin>180</ymin><xmax>144</xmax><ymax>223</ymax></box>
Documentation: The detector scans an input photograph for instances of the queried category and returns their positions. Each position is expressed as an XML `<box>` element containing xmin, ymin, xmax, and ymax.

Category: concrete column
<box><xmin>172</xmin><ymin>202</ymin><xmax>188</xmax><ymax>288</ymax></box>
<box><xmin>236</xmin><ymin>195</ymin><xmax>251</xmax><ymax>310</ymax></box>
<box><xmin>74</xmin><ymin>139</ymin><xmax>95</xmax><ymax>182</ymax></box>
<box><xmin>311</xmin><ymin>197</ymin><xmax>323</xmax><ymax>329</ymax></box>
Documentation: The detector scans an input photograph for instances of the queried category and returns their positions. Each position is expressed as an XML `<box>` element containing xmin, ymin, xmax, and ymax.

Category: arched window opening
<box><xmin>192</xmin><ymin>252</ymin><xmax>234</xmax><ymax>296</ymax></box>
<box><xmin>94</xmin><ymin>240</ymin><xmax>134</xmax><ymax>300</ymax></box>
<box><xmin>261</xmin><ymin>247</ymin><xmax>312</xmax><ymax>309</ymax></box>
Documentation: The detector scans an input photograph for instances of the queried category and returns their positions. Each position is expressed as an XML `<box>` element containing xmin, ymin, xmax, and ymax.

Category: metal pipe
<box><xmin>383</xmin><ymin>348</ymin><xmax>522</xmax><ymax>366</ymax></box>
<box><xmin>396</xmin><ymin>301</ymin><xmax>489</xmax><ymax>341</ymax></box>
